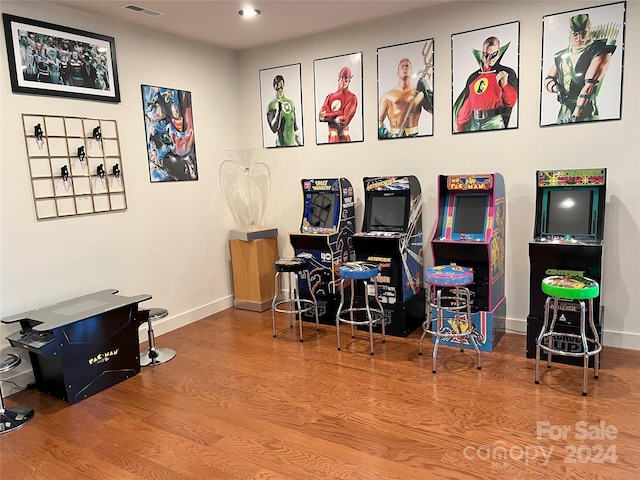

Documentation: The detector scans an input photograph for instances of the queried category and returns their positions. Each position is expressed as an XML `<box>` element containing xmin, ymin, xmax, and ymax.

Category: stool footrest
<box><xmin>337</xmin><ymin>307</ymin><xmax>384</xmax><ymax>327</ymax></box>
<box><xmin>421</xmin><ymin>330</ymin><xmax>476</xmax><ymax>340</ymax></box>
<box><xmin>538</xmin><ymin>333</ymin><xmax>602</xmax><ymax>358</ymax></box>
<box><xmin>273</xmin><ymin>299</ymin><xmax>317</xmax><ymax>315</ymax></box>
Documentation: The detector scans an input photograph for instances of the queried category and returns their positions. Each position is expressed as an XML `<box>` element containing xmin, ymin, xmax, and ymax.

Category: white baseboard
<box><xmin>1</xmin><ymin>296</ymin><xmax>234</xmax><ymax>398</ymax></box>
<box><xmin>138</xmin><ymin>295</ymin><xmax>234</xmax><ymax>340</ymax></box>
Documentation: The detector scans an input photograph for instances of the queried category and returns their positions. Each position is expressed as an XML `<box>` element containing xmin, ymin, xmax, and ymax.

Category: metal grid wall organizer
<box><xmin>22</xmin><ymin>114</ymin><xmax>127</xmax><ymax>220</ymax></box>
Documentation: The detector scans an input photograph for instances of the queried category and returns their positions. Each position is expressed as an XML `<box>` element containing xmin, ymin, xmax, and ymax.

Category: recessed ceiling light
<box><xmin>239</xmin><ymin>7</ymin><xmax>261</xmax><ymax>18</ymax></box>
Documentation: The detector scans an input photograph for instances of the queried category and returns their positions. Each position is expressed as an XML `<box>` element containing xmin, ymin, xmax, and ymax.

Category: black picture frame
<box><xmin>2</xmin><ymin>14</ymin><xmax>120</xmax><ymax>103</ymax></box>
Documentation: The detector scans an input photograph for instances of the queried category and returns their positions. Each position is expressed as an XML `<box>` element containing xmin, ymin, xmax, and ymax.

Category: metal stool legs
<box><xmin>336</xmin><ymin>264</ymin><xmax>385</xmax><ymax>355</ymax></box>
<box><xmin>419</xmin><ymin>284</ymin><xmax>481</xmax><ymax>373</ymax></box>
<box><xmin>535</xmin><ymin>296</ymin><xmax>602</xmax><ymax>396</ymax></box>
<box><xmin>140</xmin><ymin>308</ymin><xmax>176</xmax><ymax>367</ymax></box>
<box><xmin>0</xmin><ymin>353</ymin><xmax>34</xmax><ymax>434</ymax></box>
<box><xmin>271</xmin><ymin>262</ymin><xmax>320</xmax><ymax>342</ymax></box>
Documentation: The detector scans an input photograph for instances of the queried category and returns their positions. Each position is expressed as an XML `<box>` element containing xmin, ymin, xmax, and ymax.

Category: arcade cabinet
<box><xmin>289</xmin><ymin>178</ymin><xmax>355</xmax><ymax>325</ymax></box>
<box><xmin>526</xmin><ymin>168</ymin><xmax>606</xmax><ymax>366</ymax></box>
<box><xmin>2</xmin><ymin>289</ymin><xmax>151</xmax><ymax>404</ymax></box>
<box><xmin>351</xmin><ymin>175</ymin><xmax>424</xmax><ymax>336</ymax></box>
<box><xmin>430</xmin><ymin>173</ymin><xmax>506</xmax><ymax>351</ymax></box>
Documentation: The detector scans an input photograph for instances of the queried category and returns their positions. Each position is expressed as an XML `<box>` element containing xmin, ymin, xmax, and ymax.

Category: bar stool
<box><xmin>271</xmin><ymin>257</ymin><xmax>319</xmax><ymax>342</ymax></box>
<box><xmin>140</xmin><ymin>308</ymin><xmax>176</xmax><ymax>367</ymax></box>
<box><xmin>336</xmin><ymin>261</ymin><xmax>385</xmax><ymax>355</ymax></box>
<box><xmin>0</xmin><ymin>353</ymin><xmax>34</xmax><ymax>434</ymax></box>
<box><xmin>419</xmin><ymin>264</ymin><xmax>481</xmax><ymax>373</ymax></box>
<box><xmin>535</xmin><ymin>275</ymin><xmax>602</xmax><ymax>396</ymax></box>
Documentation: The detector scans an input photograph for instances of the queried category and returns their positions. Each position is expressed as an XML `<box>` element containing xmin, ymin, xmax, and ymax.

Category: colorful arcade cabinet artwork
<box><xmin>527</xmin><ymin>168</ymin><xmax>606</xmax><ymax>366</ymax></box>
<box><xmin>289</xmin><ymin>178</ymin><xmax>356</xmax><ymax>325</ymax></box>
<box><xmin>351</xmin><ymin>175</ymin><xmax>424</xmax><ymax>336</ymax></box>
<box><xmin>430</xmin><ymin>173</ymin><xmax>506</xmax><ymax>351</ymax></box>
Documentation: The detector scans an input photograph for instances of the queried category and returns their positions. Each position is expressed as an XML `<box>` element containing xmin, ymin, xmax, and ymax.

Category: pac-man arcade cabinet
<box><xmin>430</xmin><ymin>173</ymin><xmax>506</xmax><ymax>351</ymax></box>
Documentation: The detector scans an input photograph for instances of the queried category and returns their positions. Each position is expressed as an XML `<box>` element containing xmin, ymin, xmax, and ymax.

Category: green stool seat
<box><xmin>541</xmin><ymin>275</ymin><xmax>599</xmax><ymax>300</ymax></box>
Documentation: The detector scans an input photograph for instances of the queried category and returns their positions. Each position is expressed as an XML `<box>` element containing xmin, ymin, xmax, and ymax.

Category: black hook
<box><xmin>112</xmin><ymin>163</ymin><xmax>121</xmax><ymax>178</ymax></box>
<box><xmin>34</xmin><ymin>123</ymin><xmax>43</xmax><ymax>141</ymax></box>
<box><xmin>61</xmin><ymin>165</ymin><xmax>69</xmax><ymax>181</ymax></box>
<box><xmin>97</xmin><ymin>164</ymin><xmax>105</xmax><ymax>179</ymax></box>
<box><xmin>77</xmin><ymin>146</ymin><xmax>86</xmax><ymax>162</ymax></box>
<box><xmin>92</xmin><ymin>126</ymin><xmax>102</xmax><ymax>142</ymax></box>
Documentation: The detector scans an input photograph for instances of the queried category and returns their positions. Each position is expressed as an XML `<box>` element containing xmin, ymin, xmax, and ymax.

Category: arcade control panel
<box><xmin>7</xmin><ymin>328</ymin><xmax>56</xmax><ymax>351</ymax></box>
<box><xmin>358</xmin><ymin>231</ymin><xmax>404</xmax><ymax>239</ymax></box>
<box><xmin>434</xmin><ymin>235</ymin><xmax>484</xmax><ymax>242</ymax></box>
<box><xmin>534</xmin><ymin>235</ymin><xmax>602</xmax><ymax>245</ymax></box>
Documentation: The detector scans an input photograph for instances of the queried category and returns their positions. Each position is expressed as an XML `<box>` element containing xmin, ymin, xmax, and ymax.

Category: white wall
<box><xmin>236</xmin><ymin>0</ymin><xmax>640</xmax><ymax>349</ymax></box>
<box><xmin>0</xmin><ymin>0</ymin><xmax>242</xmax><ymax>384</ymax></box>
<box><xmin>0</xmin><ymin>0</ymin><xmax>638</xmax><ymax>391</ymax></box>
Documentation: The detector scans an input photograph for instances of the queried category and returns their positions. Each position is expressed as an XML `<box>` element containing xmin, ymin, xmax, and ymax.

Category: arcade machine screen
<box><xmin>310</xmin><ymin>192</ymin><xmax>337</xmax><ymax>228</ymax></box>
<box><xmin>543</xmin><ymin>188</ymin><xmax>595</xmax><ymax>238</ymax></box>
<box><xmin>366</xmin><ymin>193</ymin><xmax>409</xmax><ymax>233</ymax></box>
<box><xmin>452</xmin><ymin>195</ymin><xmax>488</xmax><ymax>239</ymax></box>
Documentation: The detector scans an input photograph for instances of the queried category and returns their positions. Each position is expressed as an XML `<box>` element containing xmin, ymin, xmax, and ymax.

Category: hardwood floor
<box><xmin>1</xmin><ymin>308</ymin><xmax>639</xmax><ymax>479</ymax></box>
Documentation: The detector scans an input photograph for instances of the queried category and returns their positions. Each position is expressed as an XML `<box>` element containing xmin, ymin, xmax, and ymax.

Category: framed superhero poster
<box><xmin>313</xmin><ymin>52</ymin><xmax>363</xmax><ymax>145</ymax></box>
<box><xmin>259</xmin><ymin>63</ymin><xmax>304</xmax><ymax>148</ymax></box>
<box><xmin>540</xmin><ymin>2</ymin><xmax>625</xmax><ymax>126</ymax></box>
<box><xmin>2</xmin><ymin>14</ymin><xmax>120</xmax><ymax>103</ymax></box>
<box><xmin>377</xmin><ymin>38</ymin><xmax>434</xmax><ymax>140</ymax></box>
<box><xmin>141</xmin><ymin>85</ymin><xmax>198</xmax><ymax>182</ymax></box>
<box><xmin>451</xmin><ymin>21</ymin><xmax>520</xmax><ymax>134</ymax></box>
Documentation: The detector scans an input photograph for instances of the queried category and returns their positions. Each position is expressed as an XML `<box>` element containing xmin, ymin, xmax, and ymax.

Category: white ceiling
<box><xmin>45</xmin><ymin>0</ymin><xmax>443</xmax><ymax>51</ymax></box>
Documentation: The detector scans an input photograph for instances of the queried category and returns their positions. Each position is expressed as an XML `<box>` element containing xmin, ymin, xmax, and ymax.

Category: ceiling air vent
<box><xmin>122</xmin><ymin>4</ymin><xmax>164</xmax><ymax>17</ymax></box>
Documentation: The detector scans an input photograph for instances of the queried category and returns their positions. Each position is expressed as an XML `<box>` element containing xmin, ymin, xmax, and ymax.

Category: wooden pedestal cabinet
<box><xmin>229</xmin><ymin>228</ymin><xmax>279</xmax><ymax>312</ymax></box>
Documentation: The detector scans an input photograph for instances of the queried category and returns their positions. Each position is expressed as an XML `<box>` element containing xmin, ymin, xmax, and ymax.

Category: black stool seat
<box><xmin>274</xmin><ymin>257</ymin><xmax>309</xmax><ymax>273</ymax></box>
<box><xmin>149</xmin><ymin>307</ymin><xmax>169</xmax><ymax>321</ymax></box>
<box><xmin>140</xmin><ymin>307</ymin><xmax>176</xmax><ymax>367</ymax></box>
<box><xmin>0</xmin><ymin>353</ymin><xmax>34</xmax><ymax>435</ymax></box>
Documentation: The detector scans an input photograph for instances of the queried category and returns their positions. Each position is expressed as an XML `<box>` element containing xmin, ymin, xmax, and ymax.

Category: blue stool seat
<box><xmin>336</xmin><ymin>262</ymin><xmax>385</xmax><ymax>355</ymax></box>
<box><xmin>420</xmin><ymin>264</ymin><xmax>481</xmax><ymax>373</ymax></box>
<box><xmin>272</xmin><ymin>257</ymin><xmax>319</xmax><ymax>342</ymax></box>
<box><xmin>424</xmin><ymin>264</ymin><xmax>474</xmax><ymax>287</ymax></box>
<box><xmin>535</xmin><ymin>275</ymin><xmax>602</xmax><ymax>396</ymax></box>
